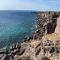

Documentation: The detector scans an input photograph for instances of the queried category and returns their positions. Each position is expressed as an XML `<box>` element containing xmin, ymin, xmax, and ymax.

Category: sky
<box><xmin>0</xmin><ymin>0</ymin><xmax>60</xmax><ymax>11</ymax></box>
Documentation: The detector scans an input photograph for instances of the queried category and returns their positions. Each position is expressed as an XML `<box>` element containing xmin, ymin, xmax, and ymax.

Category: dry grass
<box><xmin>17</xmin><ymin>56</ymin><xmax>33</xmax><ymax>60</ymax></box>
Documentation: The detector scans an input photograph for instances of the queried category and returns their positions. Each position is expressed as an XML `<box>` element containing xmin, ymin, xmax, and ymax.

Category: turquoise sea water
<box><xmin>0</xmin><ymin>11</ymin><xmax>36</xmax><ymax>48</ymax></box>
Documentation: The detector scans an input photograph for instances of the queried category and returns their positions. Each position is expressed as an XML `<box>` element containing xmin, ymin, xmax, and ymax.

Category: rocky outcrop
<box><xmin>36</xmin><ymin>12</ymin><xmax>59</xmax><ymax>39</ymax></box>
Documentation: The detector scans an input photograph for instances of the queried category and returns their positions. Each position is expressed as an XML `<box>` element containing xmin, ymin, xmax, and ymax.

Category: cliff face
<box><xmin>55</xmin><ymin>16</ymin><xmax>60</xmax><ymax>33</ymax></box>
<box><xmin>36</xmin><ymin>12</ymin><xmax>59</xmax><ymax>39</ymax></box>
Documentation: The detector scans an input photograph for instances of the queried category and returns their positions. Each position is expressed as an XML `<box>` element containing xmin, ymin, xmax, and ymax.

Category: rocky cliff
<box><xmin>36</xmin><ymin>12</ymin><xmax>59</xmax><ymax>39</ymax></box>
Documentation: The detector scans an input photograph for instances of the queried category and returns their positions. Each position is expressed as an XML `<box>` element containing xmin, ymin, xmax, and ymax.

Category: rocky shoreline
<box><xmin>0</xmin><ymin>11</ymin><xmax>60</xmax><ymax>60</ymax></box>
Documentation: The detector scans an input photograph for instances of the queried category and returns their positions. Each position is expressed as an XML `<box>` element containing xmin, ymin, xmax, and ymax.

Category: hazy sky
<box><xmin>0</xmin><ymin>0</ymin><xmax>60</xmax><ymax>11</ymax></box>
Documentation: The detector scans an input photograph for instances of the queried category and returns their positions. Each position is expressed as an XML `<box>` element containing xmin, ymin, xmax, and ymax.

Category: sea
<box><xmin>0</xmin><ymin>10</ymin><xmax>37</xmax><ymax>48</ymax></box>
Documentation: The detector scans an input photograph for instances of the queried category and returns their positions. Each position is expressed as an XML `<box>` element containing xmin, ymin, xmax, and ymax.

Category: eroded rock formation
<box><xmin>36</xmin><ymin>12</ymin><xmax>59</xmax><ymax>39</ymax></box>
